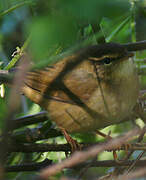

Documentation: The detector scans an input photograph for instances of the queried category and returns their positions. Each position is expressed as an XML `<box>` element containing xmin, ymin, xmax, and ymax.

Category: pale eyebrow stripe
<box><xmin>88</xmin><ymin>54</ymin><xmax>125</xmax><ymax>64</ymax></box>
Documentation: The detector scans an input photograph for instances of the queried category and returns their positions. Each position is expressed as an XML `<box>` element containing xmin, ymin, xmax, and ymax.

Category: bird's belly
<box><xmin>48</xmin><ymin>82</ymin><xmax>139</xmax><ymax>133</ymax></box>
<box><xmin>49</xmin><ymin>68</ymin><xmax>139</xmax><ymax>133</ymax></box>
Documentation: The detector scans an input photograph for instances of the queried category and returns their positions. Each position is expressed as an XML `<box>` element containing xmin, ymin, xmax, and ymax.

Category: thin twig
<box><xmin>117</xmin><ymin>167</ymin><xmax>146</xmax><ymax>180</ymax></box>
<box><xmin>126</xmin><ymin>151</ymin><xmax>146</xmax><ymax>173</ymax></box>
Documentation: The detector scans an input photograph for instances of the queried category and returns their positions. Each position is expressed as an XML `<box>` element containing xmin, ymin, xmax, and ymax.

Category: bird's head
<box><xmin>83</xmin><ymin>43</ymin><xmax>134</xmax><ymax>81</ymax></box>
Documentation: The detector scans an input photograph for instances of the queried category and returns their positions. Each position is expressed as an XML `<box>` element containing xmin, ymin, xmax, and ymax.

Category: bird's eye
<box><xmin>103</xmin><ymin>58</ymin><xmax>111</xmax><ymax>65</ymax></box>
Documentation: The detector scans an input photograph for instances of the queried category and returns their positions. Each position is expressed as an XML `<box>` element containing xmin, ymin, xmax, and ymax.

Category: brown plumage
<box><xmin>22</xmin><ymin>43</ymin><xmax>139</xmax><ymax>133</ymax></box>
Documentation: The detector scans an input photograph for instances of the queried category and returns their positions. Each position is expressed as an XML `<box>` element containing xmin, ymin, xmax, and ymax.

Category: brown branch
<box><xmin>5</xmin><ymin>160</ymin><xmax>146</xmax><ymax>173</ymax></box>
<box><xmin>5</xmin><ymin>159</ymin><xmax>52</xmax><ymax>172</ymax></box>
<box><xmin>75</xmin><ymin>160</ymin><xmax>146</xmax><ymax>169</ymax></box>
<box><xmin>7</xmin><ymin>143</ymin><xmax>71</xmax><ymax>153</ymax></box>
<box><xmin>5</xmin><ymin>142</ymin><xmax>146</xmax><ymax>153</ymax></box>
<box><xmin>38</xmin><ymin>129</ymin><xmax>140</xmax><ymax>179</ymax></box>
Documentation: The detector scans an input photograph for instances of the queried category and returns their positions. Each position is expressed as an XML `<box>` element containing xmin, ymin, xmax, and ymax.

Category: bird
<box><xmin>22</xmin><ymin>42</ymin><xmax>139</xmax><ymax>134</ymax></box>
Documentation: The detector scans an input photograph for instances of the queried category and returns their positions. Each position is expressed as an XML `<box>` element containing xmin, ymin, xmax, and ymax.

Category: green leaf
<box><xmin>0</xmin><ymin>1</ymin><xmax>34</xmax><ymax>17</ymax></box>
<box><xmin>106</xmin><ymin>16</ymin><xmax>131</xmax><ymax>42</ymax></box>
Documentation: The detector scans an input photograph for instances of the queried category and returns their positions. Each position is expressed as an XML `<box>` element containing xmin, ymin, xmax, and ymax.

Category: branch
<box><xmin>117</xmin><ymin>167</ymin><xmax>146</xmax><ymax>180</ymax></box>
<box><xmin>5</xmin><ymin>142</ymin><xmax>146</xmax><ymax>153</ymax></box>
<box><xmin>12</xmin><ymin>111</ymin><xmax>49</xmax><ymax>129</ymax></box>
<box><xmin>5</xmin><ymin>159</ymin><xmax>146</xmax><ymax>172</ymax></box>
<box><xmin>11</xmin><ymin>127</ymin><xmax>62</xmax><ymax>143</ymax></box>
<box><xmin>123</xmin><ymin>40</ymin><xmax>146</xmax><ymax>51</ymax></box>
<box><xmin>5</xmin><ymin>159</ymin><xmax>52</xmax><ymax>172</ymax></box>
<box><xmin>7</xmin><ymin>143</ymin><xmax>71</xmax><ymax>153</ymax></box>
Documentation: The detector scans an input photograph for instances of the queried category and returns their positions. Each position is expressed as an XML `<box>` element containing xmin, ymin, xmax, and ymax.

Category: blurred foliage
<box><xmin>0</xmin><ymin>0</ymin><xmax>146</xmax><ymax>179</ymax></box>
